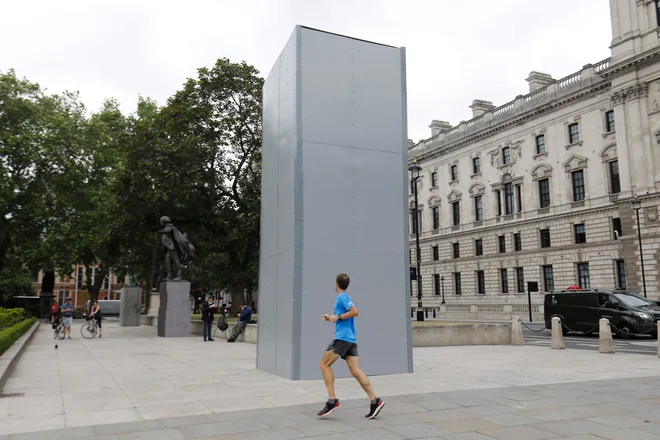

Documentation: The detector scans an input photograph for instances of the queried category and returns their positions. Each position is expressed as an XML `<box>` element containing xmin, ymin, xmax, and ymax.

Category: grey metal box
<box><xmin>257</xmin><ymin>25</ymin><xmax>412</xmax><ymax>380</ymax></box>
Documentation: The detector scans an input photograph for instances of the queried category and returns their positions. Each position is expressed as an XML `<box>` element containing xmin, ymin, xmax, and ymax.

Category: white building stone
<box><xmin>408</xmin><ymin>0</ymin><xmax>660</xmax><ymax>321</ymax></box>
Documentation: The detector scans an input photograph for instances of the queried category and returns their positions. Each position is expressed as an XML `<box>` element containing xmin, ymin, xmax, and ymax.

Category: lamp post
<box><xmin>440</xmin><ymin>276</ymin><xmax>445</xmax><ymax>305</ymax></box>
<box><xmin>409</xmin><ymin>157</ymin><xmax>424</xmax><ymax>322</ymax></box>
<box><xmin>632</xmin><ymin>194</ymin><xmax>648</xmax><ymax>298</ymax></box>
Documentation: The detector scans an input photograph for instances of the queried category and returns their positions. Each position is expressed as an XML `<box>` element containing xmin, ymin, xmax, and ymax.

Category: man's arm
<box><xmin>329</xmin><ymin>305</ymin><xmax>359</xmax><ymax>322</ymax></box>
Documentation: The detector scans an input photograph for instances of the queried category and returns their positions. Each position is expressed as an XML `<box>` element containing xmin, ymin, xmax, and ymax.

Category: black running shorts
<box><xmin>326</xmin><ymin>339</ymin><xmax>358</xmax><ymax>359</ymax></box>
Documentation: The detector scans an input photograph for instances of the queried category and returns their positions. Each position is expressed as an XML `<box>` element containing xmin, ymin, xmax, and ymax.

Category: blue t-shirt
<box><xmin>334</xmin><ymin>292</ymin><xmax>356</xmax><ymax>344</ymax></box>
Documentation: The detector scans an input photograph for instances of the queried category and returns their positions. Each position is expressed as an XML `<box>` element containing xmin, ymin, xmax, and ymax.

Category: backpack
<box><xmin>217</xmin><ymin>315</ymin><xmax>229</xmax><ymax>331</ymax></box>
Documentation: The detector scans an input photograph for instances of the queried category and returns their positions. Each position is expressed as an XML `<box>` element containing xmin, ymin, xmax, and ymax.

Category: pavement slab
<box><xmin>6</xmin><ymin>321</ymin><xmax>660</xmax><ymax>438</ymax></box>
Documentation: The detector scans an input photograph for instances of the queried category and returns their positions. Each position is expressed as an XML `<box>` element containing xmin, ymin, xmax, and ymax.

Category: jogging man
<box><xmin>317</xmin><ymin>273</ymin><xmax>385</xmax><ymax>419</ymax></box>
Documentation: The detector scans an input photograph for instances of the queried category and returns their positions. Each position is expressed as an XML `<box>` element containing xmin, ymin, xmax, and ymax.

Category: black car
<box><xmin>544</xmin><ymin>289</ymin><xmax>659</xmax><ymax>338</ymax></box>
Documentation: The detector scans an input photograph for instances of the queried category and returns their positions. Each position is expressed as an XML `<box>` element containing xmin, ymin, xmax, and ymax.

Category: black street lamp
<box><xmin>440</xmin><ymin>275</ymin><xmax>445</xmax><ymax>305</ymax></box>
<box><xmin>409</xmin><ymin>157</ymin><xmax>424</xmax><ymax>322</ymax></box>
<box><xmin>632</xmin><ymin>194</ymin><xmax>648</xmax><ymax>298</ymax></box>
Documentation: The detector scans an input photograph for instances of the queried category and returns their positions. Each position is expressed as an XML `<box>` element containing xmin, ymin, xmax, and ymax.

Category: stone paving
<box><xmin>4</xmin><ymin>321</ymin><xmax>660</xmax><ymax>438</ymax></box>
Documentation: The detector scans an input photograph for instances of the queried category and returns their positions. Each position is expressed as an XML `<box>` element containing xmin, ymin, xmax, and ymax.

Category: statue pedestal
<box><xmin>157</xmin><ymin>281</ymin><xmax>191</xmax><ymax>337</ymax></box>
<box><xmin>119</xmin><ymin>286</ymin><xmax>141</xmax><ymax>327</ymax></box>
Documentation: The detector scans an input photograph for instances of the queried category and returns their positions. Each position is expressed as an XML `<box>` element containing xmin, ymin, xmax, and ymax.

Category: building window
<box><xmin>578</xmin><ymin>263</ymin><xmax>590</xmax><ymax>289</ymax></box>
<box><xmin>543</xmin><ymin>265</ymin><xmax>554</xmax><ymax>292</ymax></box>
<box><xmin>609</xmin><ymin>161</ymin><xmax>620</xmax><ymax>194</ymax></box>
<box><xmin>612</xmin><ymin>217</ymin><xmax>622</xmax><ymax>240</ymax></box>
<box><xmin>454</xmin><ymin>272</ymin><xmax>462</xmax><ymax>295</ymax></box>
<box><xmin>77</xmin><ymin>267</ymin><xmax>83</xmax><ymax>285</ymax></box>
<box><xmin>516</xmin><ymin>185</ymin><xmax>522</xmax><ymax>213</ymax></box>
<box><xmin>496</xmin><ymin>190</ymin><xmax>503</xmax><ymax>216</ymax></box>
<box><xmin>431</xmin><ymin>171</ymin><xmax>438</xmax><ymax>188</ymax></box>
<box><xmin>475</xmin><ymin>239</ymin><xmax>483</xmax><ymax>256</ymax></box>
<box><xmin>452</xmin><ymin>242</ymin><xmax>460</xmax><ymax>259</ymax></box>
<box><xmin>504</xmin><ymin>183</ymin><xmax>514</xmax><ymax>215</ymax></box>
<box><xmin>502</xmin><ymin>146</ymin><xmax>511</xmax><ymax>165</ymax></box>
<box><xmin>516</xmin><ymin>268</ymin><xmax>525</xmax><ymax>293</ymax></box>
<box><xmin>451</xmin><ymin>165</ymin><xmax>458</xmax><ymax>181</ymax></box>
<box><xmin>606</xmin><ymin>110</ymin><xmax>615</xmax><ymax>132</ymax></box>
<box><xmin>572</xmin><ymin>170</ymin><xmax>585</xmax><ymax>201</ymax></box>
<box><xmin>616</xmin><ymin>260</ymin><xmax>627</xmax><ymax>289</ymax></box>
<box><xmin>452</xmin><ymin>201</ymin><xmax>460</xmax><ymax>226</ymax></box>
<box><xmin>538</xmin><ymin>179</ymin><xmax>550</xmax><ymax>208</ymax></box>
<box><xmin>432</xmin><ymin>245</ymin><xmax>439</xmax><ymax>261</ymax></box>
<box><xmin>540</xmin><ymin>229</ymin><xmax>551</xmax><ymax>248</ymax></box>
<box><xmin>104</xmin><ymin>276</ymin><xmax>109</xmax><ymax>290</ymax></box>
<box><xmin>574</xmin><ymin>223</ymin><xmax>586</xmax><ymax>244</ymax></box>
<box><xmin>411</xmin><ymin>210</ymin><xmax>422</xmax><ymax>234</ymax></box>
<box><xmin>476</xmin><ymin>271</ymin><xmax>485</xmax><ymax>294</ymax></box>
<box><xmin>568</xmin><ymin>123</ymin><xmax>580</xmax><ymax>144</ymax></box>
<box><xmin>498</xmin><ymin>235</ymin><xmax>506</xmax><ymax>253</ymax></box>
<box><xmin>535</xmin><ymin>134</ymin><xmax>546</xmax><ymax>154</ymax></box>
<box><xmin>434</xmin><ymin>274</ymin><xmax>441</xmax><ymax>295</ymax></box>
<box><xmin>409</xmin><ymin>249</ymin><xmax>412</xmax><ymax>264</ymax></box>
<box><xmin>473</xmin><ymin>157</ymin><xmax>481</xmax><ymax>174</ymax></box>
<box><xmin>500</xmin><ymin>269</ymin><xmax>509</xmax><ymax>293</ymax></box>
<box><xmin>513</xmin><ymin>233</ymin><xmax>522</xmax><ymax>252</ymax></box>
<box><xmin>656</xmin><ymin>0</ymin><xmax>660</xmax><ymax>26</ymax></box>
<box><xmin>432</xmin><ymin>206</ymin><xmax>440</xmax><ymax>230</ymax></box>
<box><xmin>474</xmin><ymin>196</ymin><xmax>483</xmax><ymax>221</ymax></box>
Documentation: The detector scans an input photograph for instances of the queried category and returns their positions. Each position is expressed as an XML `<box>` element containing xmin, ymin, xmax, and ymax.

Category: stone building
<box><xmin>408</xmin><ymin>0</ymin><xmax>660</xmax><ymax>321</ymax></box>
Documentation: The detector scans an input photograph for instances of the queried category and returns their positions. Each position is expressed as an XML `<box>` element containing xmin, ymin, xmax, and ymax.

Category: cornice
<box><xmin>413</xmin><ymin>82</ymin><xmax>611</xmax><ymax>164</ymax></box>
<box><xmin>600</xmin><ymin>46</ymin><xmax>660</xmax><ymax>80</ymax></box>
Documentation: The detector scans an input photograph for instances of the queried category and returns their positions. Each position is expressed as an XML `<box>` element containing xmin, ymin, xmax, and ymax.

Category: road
<box><xmin>521</xmin><ymin>322</ymin><xmax>658</xmax><ymax>355</ymax></box>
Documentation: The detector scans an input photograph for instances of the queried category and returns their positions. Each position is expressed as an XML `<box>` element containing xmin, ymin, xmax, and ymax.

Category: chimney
<box><xmin>469</xmin><ymin>100</ymin><xmax>495</xmax><ymax>118</ymax></box>
<box><xmin>429</xmin><ymin>120</ymin><xmax>452</xmax><ymax>137</ymax></box>
<box><xmin>526</xmin><ymin>71</ymin><xmax>555</xmax><ymax>92</ymax></box>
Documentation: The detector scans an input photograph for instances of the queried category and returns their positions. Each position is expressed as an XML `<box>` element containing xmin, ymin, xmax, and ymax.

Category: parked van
<box><xmin>544</xmin><ymin>289</ymin><xmax>659</xmax><ymax>338</ymax></box>
<box><xmin>85</xmin><ymin>299</ymin><xmax>120</xmax><ymax>317</ymax></box>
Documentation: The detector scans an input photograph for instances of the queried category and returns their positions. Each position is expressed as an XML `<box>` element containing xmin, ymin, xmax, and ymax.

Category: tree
<box><xmin>161</xmin><ymin>58</ymin><xmax>263</xmax><ymax>313</ymax></box>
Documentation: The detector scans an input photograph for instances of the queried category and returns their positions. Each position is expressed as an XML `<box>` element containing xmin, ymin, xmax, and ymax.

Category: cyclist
<box><xmin>51</xmin><ymin>301</ymin><xmax>60</xmax><ymax>325</ymax></box>
<box><xmin>90</xmin><ymin>300</ymin><xmax>103</xmax><ymax>338</ymax></box>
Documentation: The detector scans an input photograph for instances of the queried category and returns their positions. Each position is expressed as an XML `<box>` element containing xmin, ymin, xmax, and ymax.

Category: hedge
<box><xmin>0</xmin><ymin>307</ymin><xmax>27</xmax><ymax>329</ymax></box>
<box><xmin>0</xmin><ymin>317</ymin><xmax>36</xmax><ymax>356</ymax></box>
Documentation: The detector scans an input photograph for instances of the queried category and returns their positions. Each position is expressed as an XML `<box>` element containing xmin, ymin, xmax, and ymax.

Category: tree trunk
<box><xmin>230</xmin><ymin>281</ymin><xmax>245</xmax><ymax>315</ymax></box>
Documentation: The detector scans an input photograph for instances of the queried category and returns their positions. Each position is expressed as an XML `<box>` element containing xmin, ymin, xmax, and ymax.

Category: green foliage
<box><xmin>0</xmin><ymin>316</ymin><xmax>35</xmax><ymax>355</ymax></box>
<box><xmin>1</xmin><ymin>59</ymin><xmax>264</xmax><ymax>310</ymax></box>
<box><xmin>0</xmin><ymin>307</ymin><xmax>26</xmax><ymax>329</ymax></box>
<box><xmin>0</xmin><ymin>267</ymin><xmax>35</xmax><ymax>302</ymax></box>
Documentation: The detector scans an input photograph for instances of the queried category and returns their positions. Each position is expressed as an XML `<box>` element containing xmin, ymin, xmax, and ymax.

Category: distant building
<box><xmin>408</xmin><ymin>0</ymin><xmax>660</xmax><ymax>321</ymax></box>
<box><xmin>33</xmin><ymin>265</ymin><xmax>129</xmax><ymax>309</ymax></box>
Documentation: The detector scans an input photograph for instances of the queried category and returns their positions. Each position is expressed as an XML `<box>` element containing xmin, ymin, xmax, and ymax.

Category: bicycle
<box><xmin>53</xmin><ymin>319</ymin><xmax>65</xmax><ymax>340</ymax></box>
<box><xmin>81</xmin><ymin>314</ymin><xmax>99</xmax><ymax>339</ymax></box>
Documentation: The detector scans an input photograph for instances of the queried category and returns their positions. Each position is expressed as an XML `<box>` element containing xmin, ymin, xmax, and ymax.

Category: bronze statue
<box><xmin>158</xmin><ymin>216</ymin><xmax>195</xmax><ymax>281</ymax></box>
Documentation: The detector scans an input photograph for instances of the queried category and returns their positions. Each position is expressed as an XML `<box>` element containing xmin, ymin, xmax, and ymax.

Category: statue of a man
<box><xmin>158</xmin><ymin>216</ymin><xmax>195</xmax><ymax>281</ymax></box>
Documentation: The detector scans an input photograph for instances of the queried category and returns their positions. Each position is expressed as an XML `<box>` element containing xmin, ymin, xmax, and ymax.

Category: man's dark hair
<box><xmin>336</xmin><ymin>273</ymin><xmax>350</xmax><ymax>291</ymax></box>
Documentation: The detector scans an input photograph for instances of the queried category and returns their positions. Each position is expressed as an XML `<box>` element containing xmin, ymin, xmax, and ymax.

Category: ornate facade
<box><xmin>408</xmin><ymin>0</ymin><xmax>660</xmax><ymax>320</ymax></box>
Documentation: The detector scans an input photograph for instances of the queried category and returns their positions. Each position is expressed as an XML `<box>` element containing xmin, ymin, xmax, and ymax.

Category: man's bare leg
<box><xmin>320</xmin><ymin>350</ymin><xmax>340</xmax><ymax>400</ymax></box>
<box><xmin>345</xmin><ymin>356</ymin><xmax>377</xmax><ymax>401</ymax></box>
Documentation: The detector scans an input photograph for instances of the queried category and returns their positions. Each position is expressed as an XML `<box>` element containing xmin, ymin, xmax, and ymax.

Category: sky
<box><xmin>0</xmin><ymin>0</ymin><xmax>613</xmax><ymax>142</ymax></box>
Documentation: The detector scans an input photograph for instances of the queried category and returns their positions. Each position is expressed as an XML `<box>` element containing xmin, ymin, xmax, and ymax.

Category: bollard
<box><xmin>599</xmin><ymin>318</ymin><xmax>615</xmax><ymax>354</ymax></box>
<box><xmin>551</xmin><ymin>316</ymin><xmax>565</xmax><ymax>349</ymax></box>
<box><xmin>511</xmin><ymin>317</ymin><xmax>524</xmax><ymax>346</ymax></box>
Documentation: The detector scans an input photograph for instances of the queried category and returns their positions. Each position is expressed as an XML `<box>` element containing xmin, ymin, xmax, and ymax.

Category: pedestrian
<box><xmin>201</xmin><ymin>297</ymin><xmax>216</xmax><ymax>341</ymax></box>
<box><xmin>227</xmin><ymin>303</ymin><xmax>251</xmax><ymax>343</ymax></box>
<box><xmin>61</xmin><ymin>298</ymin><xmax>74</xmax><ymax>339</ymax></box>
<box><xmin>317</xmin><ymin>273</ymin><xmax>385</xmax><ymax>419</ymax></box>
<box><xmin>50</xmin><ymin>301</ymin><xmax>60</xmax><ymax>325</ymax></box>
<box><xmin>90</xmin><ymin>300</ymin><xmax>103</xmax><ymax>338</ymax></box>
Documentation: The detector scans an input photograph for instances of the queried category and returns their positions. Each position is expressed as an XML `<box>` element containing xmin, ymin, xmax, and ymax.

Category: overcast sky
<box><xmin>0</xmin><ymin>0</ymin><xmax>612</xmax><ymax>142</ymax></box>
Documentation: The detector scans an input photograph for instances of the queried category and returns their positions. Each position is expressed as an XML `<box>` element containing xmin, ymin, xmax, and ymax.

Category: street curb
<box><xmin>0</xmin><ymin>321</ymin><xmax>40</xmax><ymax>393</ymax></box>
